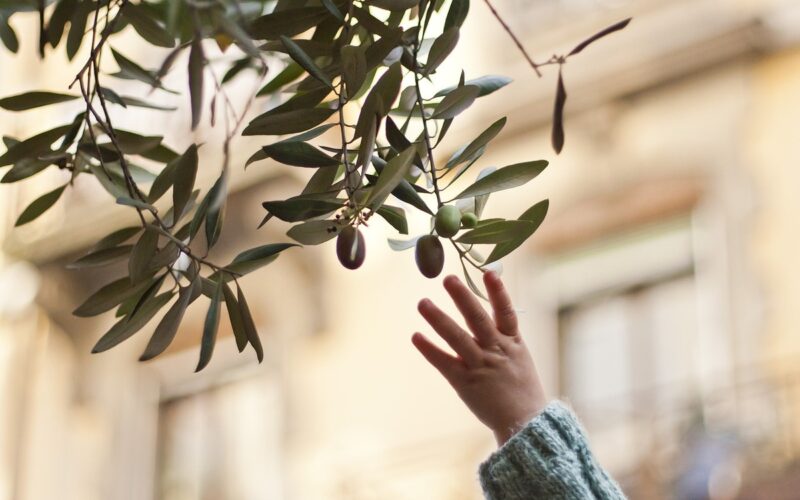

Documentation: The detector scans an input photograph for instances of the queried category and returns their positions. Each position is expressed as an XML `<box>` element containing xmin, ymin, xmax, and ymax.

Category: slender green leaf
<box><xmin>196</xmin><ymin>280</ymin><xmax>222</xmax><ymax>371</ymax></box>
<box><xmin>257</xmin><ymin>63</ymin><xmax>304</xmax><ymax>96</ymax></box>
<box><xmin>73</xmin><ymin>275</ymin><xmax>156</xmax><ymax>317</ymax></box>
<box><xmin>456</xmin><ymin>220</ymin><xmax>535</xmax><ymax>244</ymax></box>
<box><xmin>189</xmin><ymin>39</ymin><xmax>205</xmax><ymax>129</ymax></box>
<box><xmin>425</xmin><ymin>28</ymin><xmax>459</xmax><ymax>75</ymax></box>
<box><xmin>435</xmin><ymin>75</ymin><xmax>512</xmax><ymax>98</ymax></box>
<box><xmin>250</xmin><ymin>7</ymin><xmax>329</xmax><ymax>40</ymax></box>
<box><xmin>446</xmin><ymin>117</ymin><xmax>506</xmax><ymax>169</ymax></box>
<box><xmin>148</xmin><ymin>157</ymin><xmax>178</xmax><ymax>203</ymax></box>
<box><xmin>213</xmin><ymin>243</ymin><xmax>299</xmax><ymax>279</ymax></box>
<box><xmin>365</xmin><ymin>146</ymin><xmax>414</xmax><ymax>209</ymax></box>
<box><xmin>237</xmin><ymin>287</ymin><xmax>263</xmax><ymax>362</ymax></box>
<box><xmin>15</xmin><ymin>184</ymin><xmax>66</xmax><ymax>226</ymax></box>
<box><xmin>66</xmin><ymin>1</ymin><xmax>90</xmax><ymax>60</ymax></box>
<box><xmin>139</xmin><ymin>278</ymin><xmax>199</xmax><ymax>361</ymax></box>
<box><xmin>213</xmin><ymin>13</ymin><xmax>260</xmax><ymax>57</ymax></box>
<box><xmin>453</xmin><ymin>160</ymin><xmax>548</xmax><ymax>200</ymax></box>
<box><xmin>341</xmin><ymin>45</ymin><xmax>367</xmax><ymax>97</ymax></box>
<box><xmin>444</xmin><ymin>0</ymin><xmax>469</xmax><ymax>30</ymax></box>
<box><xmin>92</xmin><ymin>226</ymin><xmax>142</xmax><ymax>251</ymax></box>
<box><xmin>552</xmin><ymin>69</ymin><xmax>566</xmax><ymax>154</ymax></box>
<box><xmin>0</xmin><ymin>91</ymin><xmax>79</xmax><ymax>111</ymax></box>
<box><xmin>222</xmin><ymin>282</ymin><xmax>248</xmax><ymax>352</ymax></box>
<box><xmin>376</xmin><ymin>205</ymin><xmax>408</xmax><ymax>234</ymax></box>
<box><xmin>172</xmin><ymin>144</ymin><xmax>198</xmax><ymax>221</ymax></box>
<box><xmin>286</xmin><ymin>220</ymin><xmax>337</xmax><ymax>245</ymax></box>
<box><xmin>432</xmin><ymin>84</ymin><xmax>479</xmax><ymax>119</ymax></box>
<box><xmin>243</xmin><ymin>107</ymin><xmax>337</xmax><ymax>136</ymax></box>
<box><xmin>129</xmin><ymin>228</ymin><xmax>159</xmax><ymax>283</ymax></box>
<box><xmin>568</xmin><ymin>18</ymin><xmax>632</xmax><ymax>56</ymax></box>
<box><xmin>68</xmin><ymin>245</ymin><xmax>133</xmax><ymax>269</ymax></box>
<box><xmin>262</xmin><ymin>196</ymin><xmax>342</xmax><ymax>222</ymax></box>
<box><xmin>122</xmin><ymin>3</ymin><xmax>174</xmax><ymax>48</ymax></box>
<box><xmin>262</xmin><ymin>141</ymin><xmax>339</xmax><ymax>168</ymax></box>
<box><xmin>0</xmin><ymin>125</ymin><xmax>71</xmax><ymax>166</ymax></box>
<box><xmin>92</xmin><ymin>292</ymin><xmax>173</xmax><ymax>353</ymax></box>
<box><xmin>280</xmin><ymin>35</ymin><xmax>332</xmax><ymax>88</ymax></box>
<box><xmin>485</xmin><ymin>200</ymin><xmax>549</xmax><ymax>264</ymax></box>
<box><xmin>0</xmin><ymin>14</ymin><xmax>19</xmax><ymax>53</ymax></box>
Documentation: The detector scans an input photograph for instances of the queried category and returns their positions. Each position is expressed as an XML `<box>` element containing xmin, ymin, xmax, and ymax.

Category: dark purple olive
<box><xmin>415</xmin><ymin>235</ymin><xmax>445</xmax><ymax>279</ymax></box>
<box><xmin>336</xmin><ymin>226</ymin><xmax>366</xmax><ymax>270</ymax></box>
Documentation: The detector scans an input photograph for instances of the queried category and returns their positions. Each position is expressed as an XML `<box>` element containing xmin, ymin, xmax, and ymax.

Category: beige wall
<box><xmin>2</xmin><ymin>1</ymin><xmax>800</xmax><ymax>499</ymax></box>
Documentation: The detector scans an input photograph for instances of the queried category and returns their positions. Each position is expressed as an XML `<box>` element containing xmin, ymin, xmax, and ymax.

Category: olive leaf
<box><xmin>188</xmin><ymin>39</ymin><xmax>205</xmax><ymax>130</ymax></box>
<box><xmin>172</xmin><ymin>144</ymin><xmax>199</xmax><ymax>222</ymax></box>
<box><xmin>257</xmin><ymin>63</ymin><xmax>305</xmax><ymax>96</ymax></box>
<box><xmin>445</xmin><ymin>117</ymin><xmax>506</xmax><ymax>169</ymax></box>
<box><xmin>243</xmin><ymin>107</ymin><xmax>337</xmax><ymax>136</ymax></box>
<box><xmin>0</xmin><ymin>124</ymin><xmax>71</xmax><ymax>166</ymax></box>
<box><xmin>376</xmin><ymin>205</ymin><xmax>408</xmax><ymax>234</ymax></box>
<box><xmin>453</xmin><ymin>160</ymin><xmax>548</xmax><ymax>200</ymax></box>
<box><xmin>432</xmin><ymin>84</ymin><xmax>479</xmax><ymax>119</ymax></box>
<box><xmin>262</xmin><ymin>196</ymin><xmax>342</xmax><ymax>222</ymax></box>
<box><xmin>139</xmin><ymin>278</ymin><xmax>200</xmax><ymax>361</ymax></box>
<box><xmin>196</xmin><ymin>279</ymin><xmax>222</xmax><ymax>371</ymax></box>
<box><xmin>129</xmin><ymin>227</ymin><xmax>159</xmax><ymax>283</ymax></box>
<box><xmin>425</xmin><ymin>28</ymin><xmax>459</xmax><ymax>75</ymax></box>
<box><xmin>74</xmin><ymin>275</ymin><xmax>160</xmax><ymax>317</ymax></box>
<box><xmin>262</xmin><ymin>141</ymin><xmax>339</xmax><ymax>168</ymax></box>
<box><xmin>238</xmin><ymin>286</ymin><xmax>264</xmax><ymax>362</ymax></box>
<box><xmin>222</xmin><ymin>282</ymin><xmax>248</xmax><ymax>352</ymax></box>
<box><xmin>209</xmin><ymin>243</ymin><xmax>299</xmax><ymax>281</ymax></box>
<box><xmin>568</xmin><ymin>18</ymin><xmax>632</xmax><ymax>56</ymax></box>
<box><xmin>122</xmin><ymin>3</ymin><xmax>174</xmax><ymax>48</ymax></box>
<box><xmin>68</xmin><ymin>245</ymin><xmax>133</xmax><ymax>269</ymax></box>
<box><xmin>435</xmin><ymin>75</ymin><xmax>512</xmax><ymax>98</ymax></box>
<box><xmin>280</xmin><ymin>35</ymin><xmax>332</xmax><ymax>88</ymax></box>
<box><xmin>341</xmin><ymin>45</ymin><xmax>367</xmax><ymax>97</ymax></box>
<box><xmin>15</xmin><ymin>184</ymin><xmax>66</xmax><ymax>226</ymax></box>
<box><xmin>92</xmin><ymin>291</ymin><xmax>173</xmax><ymax>353</ymax></box>
<box><xmin>250</xmin><ymin>7</ymin><xmax>330</xmax><ymax>40</ymax></box>
<box><xmin>287</xmin><ymin>220</ymin><xmax>337</xmax><ymax>245</ymax></box>
<box><xmin>552</xmin><ymin>69</ymin><xmax>567</xmax><ymax>154</ymax></box>
<box><xmin>365</xmin><ymin>146</ymin><xmax>415</xmax><ymax>209</ymax></box>
<box><xmin>484</xmin><ymin>200</ymin><xmax>549</xmax><ymax>264</ymax></box>
<box><xmin>457</xmin><ymin>220</ymin><xmax>535</xmax><ymax>245</ymax></box>
<box><xmin>0</xmin><ymin>91</ymin><xmax>79</xmax><ymax>111</ymax></box>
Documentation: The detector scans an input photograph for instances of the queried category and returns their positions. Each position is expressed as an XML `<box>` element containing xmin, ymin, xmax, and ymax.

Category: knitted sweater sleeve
<box><xmin>478</xmin><ymin>401</ymin><xmax>626</xmax><ymax>500</ymax></box>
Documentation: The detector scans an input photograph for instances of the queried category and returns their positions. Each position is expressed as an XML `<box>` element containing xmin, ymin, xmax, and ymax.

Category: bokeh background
<box><xmin>2</xmin><ymin>0</ymin><xmax>800</xmax><ymax>498</ymax></box>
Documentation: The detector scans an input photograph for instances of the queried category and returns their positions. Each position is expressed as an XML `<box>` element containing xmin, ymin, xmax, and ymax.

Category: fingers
<box><xmin>484</xmin><ymin>271</ymin><xmax>518</xmax><ymax>336</ymax></box>
<box><xmin>443</xmin><ymin>275</ymin><xmax>497</xmax><ymax>346</ymax></box>
<box><xmin>411</xmin><ymin>332</ymin><xmax>462</xmax><ymax>380</ymax></box>
<box><xmin>418</xmin><ymin>298</ymin><xmax>483</xmax><ymax>367</ymax></box>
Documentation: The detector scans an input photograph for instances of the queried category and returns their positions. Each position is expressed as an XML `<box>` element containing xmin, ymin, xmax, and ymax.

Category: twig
<box><xmin>482</xmin><ymin>0</ymin><xmax>542</xmax><ymax>77</ymax></box>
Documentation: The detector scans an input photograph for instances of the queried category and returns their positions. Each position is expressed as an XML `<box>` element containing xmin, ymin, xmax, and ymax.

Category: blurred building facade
<box><xmin>2</xmin><ymin>0</ymin><xmax>800</xmax><ymax>499</ymax></box>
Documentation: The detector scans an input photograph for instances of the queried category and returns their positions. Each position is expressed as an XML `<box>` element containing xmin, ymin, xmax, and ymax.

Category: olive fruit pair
<box><xmin>434</xmin><ymin>205</ymin><xmax>479</xmax><ymax>237</ymax></box>
<box><xmin>336</xmin><ymin>226</ymin><xmax>366</xmax><ymax>269</ymax></box>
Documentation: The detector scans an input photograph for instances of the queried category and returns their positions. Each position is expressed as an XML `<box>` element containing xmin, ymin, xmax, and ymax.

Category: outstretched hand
<box><xmin>412</xmin><ymin>272</ymin><xmax>548</xmax><ymax>446</ymax></box>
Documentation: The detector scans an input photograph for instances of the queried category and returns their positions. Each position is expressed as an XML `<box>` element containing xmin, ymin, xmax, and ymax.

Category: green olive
<box><xmin>461</xmin><ymin>212</ymin><xmax>478</xmax><ymax>228</ymax></box>
<box><xmin>336</xmin><ymin>226</ymin><xmax>366</xmax><ymax>270</ymax></box>
<box><xmin>415</xmin><ymin>235</ymin><xmax>445</xmax><ymax>279</ymax></box>
<box><xmin>434</xmin><ymin>205</ymin><xmax>462</xmax><ymax>238</ymax></box>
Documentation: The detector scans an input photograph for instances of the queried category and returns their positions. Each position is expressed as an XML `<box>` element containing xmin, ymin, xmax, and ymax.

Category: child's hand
<box><xmin>413</xmin><ymin>272</ymin><xmax>548</xmax><ymax>446</ymax></box>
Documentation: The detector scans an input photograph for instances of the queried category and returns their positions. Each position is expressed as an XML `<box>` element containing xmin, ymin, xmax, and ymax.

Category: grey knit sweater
<box><xmin>478</xmin><ymin>401</ymin><xmax>626</xmax><ymax>500</ymax></box>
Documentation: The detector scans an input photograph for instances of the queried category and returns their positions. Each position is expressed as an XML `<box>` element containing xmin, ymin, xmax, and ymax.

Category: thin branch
<box><xmin>482</xmin><ymin>0</ymin><xmax>542</xmax><ymax>77</ymax></box>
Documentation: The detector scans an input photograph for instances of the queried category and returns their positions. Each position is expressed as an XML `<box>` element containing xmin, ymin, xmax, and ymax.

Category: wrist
<box><xmin>491</xmin><ymin>401</ymin><xmax>549</xmax><ymax>446</ymax></box>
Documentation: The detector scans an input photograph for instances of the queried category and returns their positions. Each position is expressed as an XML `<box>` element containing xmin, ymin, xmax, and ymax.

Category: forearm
<box><xmin>478</xmin><ymin>401</ymin><xmax>626</xmax><ymax>500</ymax></box>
